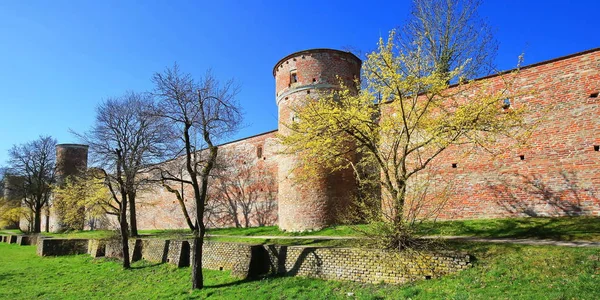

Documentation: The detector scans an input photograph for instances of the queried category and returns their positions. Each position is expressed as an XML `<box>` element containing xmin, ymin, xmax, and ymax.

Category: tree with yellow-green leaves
<box><xmin>53</xmin><ymin>174</ymin><xmax>112</xmax><ymax>231</ymax></box>
<box><xmin>279</xmin><ymin>30</ymin><xmax>530</xmax><ymax>250</ymax></box>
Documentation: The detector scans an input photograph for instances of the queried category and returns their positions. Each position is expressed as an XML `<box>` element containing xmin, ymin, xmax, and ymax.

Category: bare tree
<box><xmin>6</xmin><ymin>136</ymin><xmax>56</xmax><ymax>233</ymax></box>
<box><xmin>76</xmin><ymin>91</ymin><xmax>169</xmax><ymax>268</ymax></box>
<box><xmin>210</xmin><ymin>153</ymin><xmax>277</xmax><ymax>228</ymax></box>
<box><xmin>400</xmin><ymin>0</ymin><xmax>498</xmax><ymax>81</ymax></box>
<box><xmin>152</xmin><ymin>64</ymin><xmax>242</xmax><ymax>290</ymax></box>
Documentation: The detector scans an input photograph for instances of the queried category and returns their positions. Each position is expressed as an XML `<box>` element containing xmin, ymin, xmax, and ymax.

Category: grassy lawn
<box><xmin>3</xmin><ymin>216</ymin><xmax>599</xmax><ymax>243</ymax></box>
<box><xmin>0</xmin><ymin>242</ymin><xmax>598</xmax><ymax>299</ymax></box>
<box><xmin>207</xmin><ymin>216</ymin><xmax>600</xmax><ymax>241</ymax></box>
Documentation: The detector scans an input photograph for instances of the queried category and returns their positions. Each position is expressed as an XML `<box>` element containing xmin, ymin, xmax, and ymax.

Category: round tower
<box><xmin>274</xmin><ymin>49</ymin><xmax>362</xmax><ymax>231</ymax></box>
<box><xmin>55</xmin><ymin>144</ymin><xmax>89</xmax><ymax>184</ymax></box>
<box><xmin>2</xmin><ymin>175</ymin><xmax>25</xmax><ymax>229</ymax></box>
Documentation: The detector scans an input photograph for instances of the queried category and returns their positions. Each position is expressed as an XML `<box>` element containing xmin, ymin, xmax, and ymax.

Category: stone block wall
<box><xmin>261</xmin><ymin>246</ymin><xmax>470</xmax><ymax>284</ymax></box>
<box><xmin>140</xmin><ymin>239</ymin><xmax>169</xmax><ymax>263</ymax></box>
<box><xmin>87</xmin><ymin>239</ymin><xmax>106</xmax><ymax>258</ymax></box>
<box><xmin>166</xmin><ymin>240</ymin><xmax>190</xmax><ymax>267</ymax></box>
<box><xmin>202</xmin><ymin>241</ymin><xmax>255</xmax><ymax>277</ymax></box>
<box><xmin>27</xmin><ymin>237</ymin><xmax>471</xmax><ymax>285</ymax></box>
<box><xmin>37</xmin><ymin>238</ymin><xmax>89</xmax><ymax>256</ymax></box>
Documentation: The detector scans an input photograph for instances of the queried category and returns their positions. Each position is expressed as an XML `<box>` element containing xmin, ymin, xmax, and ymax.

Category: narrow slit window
<box><xmin>290</xmin><ymin>71</ymin><xmax>298</xmax><ymax>83</ymax></box>
<box><xmin>257</xmin><ymin>146</ymin><xmax>263</xmax><ymax>158</ymax></box>
<box><xmin>451</xmin><ymin>163</ymin><xmax>457</xmax><ymax>168</ymax></box>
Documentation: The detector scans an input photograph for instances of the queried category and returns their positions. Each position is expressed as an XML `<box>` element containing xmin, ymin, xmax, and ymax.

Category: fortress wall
<box><xmin>135</xmin><ymin>130</ymin><xmax>279</xmax><ymax>230</ymax></box>
<box><xmin>382</xmin><ymin>49</ymin><xmax>600</xmax><ymax>219</ymax></box>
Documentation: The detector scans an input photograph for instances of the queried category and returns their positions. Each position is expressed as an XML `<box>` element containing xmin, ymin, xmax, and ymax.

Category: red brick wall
<box><xmin>135</xmin><ymin>131</ymin><xmax>279</xmax><ymax>230</ymax></box>
<box><xmin>275</xmin><ymin>49</ymin><xmax>362</xmax><ymax>231</ymax></box>
<box><xmin>122</xmin><ymin>48</ymin><xmax>600</xmax><ymax>232</ymax></box>
<box><xmin>389</xmin><ymin>49</ymin><xmax>600</xmax><ymax>219</ymax></box>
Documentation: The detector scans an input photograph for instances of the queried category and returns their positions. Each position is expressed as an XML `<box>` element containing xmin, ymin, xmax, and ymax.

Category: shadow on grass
<box><xmin>419</xmin><ymin>216</ymin><xmax>600</xmax><ymax>241</ymax></box>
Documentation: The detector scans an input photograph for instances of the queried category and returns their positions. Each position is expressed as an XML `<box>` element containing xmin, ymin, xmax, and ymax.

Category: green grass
<box><xmin>1</xmin><ymin>242</ymin><xmax>598</xmax><ymax>299</ymax></box>
<box><xmin>5</xmin><ymin>216</ymin><xmax>599</xmax><ymax>243</ymax></box>
<box><xmin>208</xmin><ymin>216</ymin><xmax>600</xmax><ymax>242</ymax></box>
<box><xmin>417</xmin><ymin>216</ymin><xmax>600</xmax><ymax>241</ymax></box>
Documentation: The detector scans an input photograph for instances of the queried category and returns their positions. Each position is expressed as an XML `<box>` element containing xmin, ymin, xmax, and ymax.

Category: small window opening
<box><xmin>590</xmin><ymin>92</ymin><xmax>599</xmax><ymax>98</ymax></box>
<box><xmin>519</xmin><ymin>155</ymin><xmax>525</xmax><ymax>160</ymax></box>
<box><xmin>257</xmin><ymin>146</ymin><xmax>263</xmax><ymax>158</ymax></box>
<box><xmin>291</xmin><ymin>72</ymin><xmax>298</xmax><ymax>83</ymax></box>
<box><xmin>451</xmin><ymin>163</ymin><xmax>457</xmax><ymax>168</ymax></box>
<box><xmin>219</xmin><ymin>267</ymin><xmax>223</xmax><ymax>271</ymax></box>
<box><xmin>594</xmin><ymin>145</ymin><xmax>599</xmax><ymax>151</ymax></box>
<box><xmin>502</xmin><ymin>98</ymin><xmax>511</xmax><ymax>109</ymax></box>
<box><xmin>425</xmin><ymin>275</ymin><xmax>432</xmax><ymax>280</ymax></box>
<box><xmin>307</xmin><ymin>90</ymin><xmax>310</xmax><ymax>94</ymax></box>
<box><xmin>312</xmin><ymin>78</ymin><xmax>316</xmax><ymax>83</ymax></box>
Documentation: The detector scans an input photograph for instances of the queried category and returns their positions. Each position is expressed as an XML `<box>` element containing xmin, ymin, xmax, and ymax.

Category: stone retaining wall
<box><xmin>261</xmin><ymin>245</ymin><xmax>470</xmax><ymax>284</ymax></box>
<box><xmin>26</xmin><ymin>237</ymin><xmax>471</xmax><ymax>285</ymax></box>
<box><xmin>37</xmin><ymin>238</ymin><xmax>89</xmax><ymax>256</ymax></box>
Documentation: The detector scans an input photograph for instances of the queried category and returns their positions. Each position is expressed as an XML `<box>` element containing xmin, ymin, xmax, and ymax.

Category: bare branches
<box><xmin>400</xmin><ymin>0</ymin><xmax>498</xmax><ymax>81</ymax></box>
<box><xmin>152</xmin><ymin>63</ymin><xmax>242</xmax><ymax>290</ymax></box>
<box><xmin>75</xmin><ymin>91</ymin><xmax>171</xmax><ymax>237</ymax></box>
<box><xmin>6</xmin><ymin>136</ymin><xmax>56</xmax><ymax>233</ymax></box>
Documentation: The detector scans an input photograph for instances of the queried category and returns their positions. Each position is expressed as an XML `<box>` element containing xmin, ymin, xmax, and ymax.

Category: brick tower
<box><xmin>274</xmin><ymin>49</ymin><xmax>362</xmax><ymax>231</ymax></box>
<box><xmin>54</xmin><ymin>143</ymin><xmax>89</xmax><ymax>231</ymax></box>
<box><xmin>55</xmin><ymin>144</ymin><xmax>89</xmax><ymax>184</ymax></box>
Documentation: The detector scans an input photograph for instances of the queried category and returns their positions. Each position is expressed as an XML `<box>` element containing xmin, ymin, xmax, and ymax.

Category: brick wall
<box><xmin>419</xmin><ymin>49</ymin><xmax>600</xmax><ymax>219</ymax></box>
<box><xmin>135</xmin><ymin>130</ymin><xmax>279</xmax><ymax>230</ymax></box>
<box><xmin>74</xmin><ymin>48</ymin><xmax>600</xmax><ymax>232</ymax></box>
<box><xmin>31</xmin><ymin>237</ymin><xmax>471</xmax><ymax>285</ymax></box>
<box><xmin>262</xmin><ymin>246</ymin><xmax>470</xmax><ymax>284</ymax></box>
<box><xmin>275</xmin><ymin>49</ymin><xmax>362</xmax><ymax>232</ymax></box>
<box><xmin>37</xmin><ymin>238</ymin><xmax>89</xmax><ymax>256</ymax></box>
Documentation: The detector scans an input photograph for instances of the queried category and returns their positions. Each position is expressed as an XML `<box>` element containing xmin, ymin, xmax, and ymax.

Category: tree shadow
<box><xmin>203</xmin><ymin>245</ymin><xmax>323</xmax><ymax>289</ymax></box>
<box><xmin>476</xmin><ymin>170</ymin><xmax>600</xmax><ymax>239</ymax></box>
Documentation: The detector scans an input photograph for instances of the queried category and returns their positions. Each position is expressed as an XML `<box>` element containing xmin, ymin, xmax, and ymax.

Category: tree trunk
<box><xmin>128</xmin><ymin>193</ymin><xmax>138</xmax><ymax>237</ymax></box>
<box><xmin>191</xmin><ymin>235</ymin><xmax>204</xmax><ymax>289</ymax></box>
<box><xmin>120</xmin><ymin>195</ymin><xmax>131</xmax><ymax>269</ymax></box>
<box><xmin>33</xmin><ymin>208</ymin><xmax>41</xmax><ymax>233</ymax></box>
<box><xmin>45</xmin><ymin>204</ymin><xmax>50</xmax><ymax>232</ymax></box>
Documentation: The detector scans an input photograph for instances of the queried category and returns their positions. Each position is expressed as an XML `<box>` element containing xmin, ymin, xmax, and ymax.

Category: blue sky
<box><xmin>0</xmin><ymin>0</ymin><xmax>598</xmax><ymax>164</ymax></box>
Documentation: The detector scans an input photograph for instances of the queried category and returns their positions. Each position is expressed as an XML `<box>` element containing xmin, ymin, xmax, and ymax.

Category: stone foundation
<box><xmin>37</xmin><ymin>238</ymin><xmax>89</xmax><ymax>256</ymax></box>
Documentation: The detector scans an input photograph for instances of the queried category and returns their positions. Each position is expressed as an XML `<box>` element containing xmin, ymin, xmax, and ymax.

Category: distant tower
<box><xmin>53</xmin><ymin>144</ymin><xmax>89</xmax><ymax>231</ymax></box>
<box><xmin>274</xmin><ymin>49</ymin><xmax>362</xmax><ymax>231</ymax></box>
<box><xmin>2</xmin><ymin>175</ymin><xmax>24</xmax><ymax>229</ymax></box>
<box><xmin>55</xmin><ymin>144</ymin><xmax>89</xmax><ymax>184</ymax></box>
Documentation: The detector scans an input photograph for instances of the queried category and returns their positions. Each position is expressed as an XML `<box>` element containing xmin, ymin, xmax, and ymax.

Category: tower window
<box><xmin>591</xmin><ymin>92</ymin><xmax>599</xmax><ymax>98</ymax></box>
<box><xmin>257</xmin><ymin>146</ymin><xmax>263</xmax><ymax>158</ymax></box>
<box><xmin>502</xmin><ymin>98</ymin><xmax>511</xmax><ymax>109</ymax></box>
<box><xmin>290</xmin><ymin>71</ymin><xmax>298</xmax><ymax>83</ymax></box>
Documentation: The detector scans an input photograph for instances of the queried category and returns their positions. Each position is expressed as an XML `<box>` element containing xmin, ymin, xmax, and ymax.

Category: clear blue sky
<box><xmin>0</xmin><ymin>0</ymin><xmax>598</xmax><ymax>165</ymax></box>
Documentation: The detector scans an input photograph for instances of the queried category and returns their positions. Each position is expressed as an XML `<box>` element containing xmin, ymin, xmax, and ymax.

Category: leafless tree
<box><xmin>400</xmin><ymin>0</ymin><xmax>498</xmax><ymax>81</ymax></box>
<box><xmin>210</xmin><ymin>153</ymin><xmax>277</xmax><ymax>228</ymax></box>
<box><xmin>75</xmin><ymin>91</ymin><xmax>170</xmax><ymax>268</ymax></box>
<box><xmin>152</xmin><ymin>64</ymin><xmax>242</xmax><ymax>290</ymax></box>
<box><xmin>6</xmin><ymin>136</ymin><xmax>56</xmax><ymax>233</ymax></box>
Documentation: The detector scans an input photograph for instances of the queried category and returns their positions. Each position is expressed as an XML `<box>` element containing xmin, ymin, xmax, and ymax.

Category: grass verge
<box><xmin>4</xmin><ymin>216</ymin><xmax>599</xmax><ymax>242</ymax></box>
<box><xmin>0</xmin><ymin>242</ymin><xmax>598</xmax><ymax>299</ymax></box>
